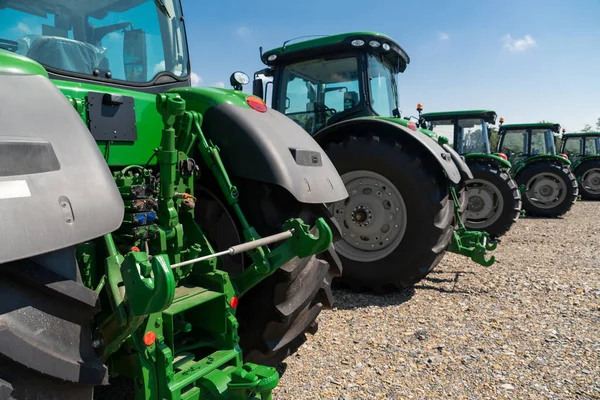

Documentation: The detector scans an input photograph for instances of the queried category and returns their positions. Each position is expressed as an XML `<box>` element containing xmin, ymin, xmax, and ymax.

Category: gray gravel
<box><xmin>273</xmin><ymin>201</ymin><xmax>600</xmax><ymax>399</ymax></box>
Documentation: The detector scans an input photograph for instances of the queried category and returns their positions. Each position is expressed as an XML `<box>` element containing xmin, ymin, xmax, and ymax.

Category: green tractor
<box><xmin>560</xmin><ymin>131</ymin><xmax>600</xmax><ymax>200</ymax></box>
<box><xmin>0</xmin><ymin>1</ymin><xmax>350</xmax><ymax>399</ymax></box>
<box><xmin>497</xmin><ymin>121</ymin><xmax>578</xmax><ymax>217</ymax></box>
<box><xmin>245</xmin><ymin>31</ymin><xmax>496</xmax><ymax>293</ymax></box>
<box><xmin>419</xmin><ymin>108</ymin><xmax>522</xmax><ymax>239</ymax></box>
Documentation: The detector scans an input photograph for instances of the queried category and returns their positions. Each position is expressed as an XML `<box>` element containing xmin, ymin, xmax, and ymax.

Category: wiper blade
<box><xmin>154</xmin><ymin>0</ymin><xmax>171</xmax><ymax>18</ymax></box>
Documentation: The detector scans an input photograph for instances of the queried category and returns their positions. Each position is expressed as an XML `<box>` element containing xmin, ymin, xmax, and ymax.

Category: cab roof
<box><xmin>500</xmin><ymin>122</ymin><xmax>561</xmax><ymax>133</ymax></box>
<box><xmin>562</xmin><ymin>131</ymin><xmax>600</xmax><ymax>137</ymax></box>
<box><xmin>421</xmin><ymin>110</ymin><xmax>497</xmax><ymax>124</ymax></box>
<box><xmin>261</xmin><ymin>31</ymin><xmax>410</xmax><ymax>73</ymax></box>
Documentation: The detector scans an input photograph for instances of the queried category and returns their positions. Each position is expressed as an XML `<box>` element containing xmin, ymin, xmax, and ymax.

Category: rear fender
<box><xmin>313</xmin><ymin>118</ymin><xmax>463</xmax><ymax>185</ymax></box>
<box><xmin>0</xmin><ymin>71</ymin><xmax>124</xmax><ymax>264</ymax></box>
<box><xmin>193</xmin><ymin>102</ymin><xmax>348</xmax><ymax>204</ymax></box>
<box><xmin>464</xmin><ymin>153</ymin><xmax>512</xmax><ymax>169</ymax></box>
<box><xmin>571</xmin><ymin>155</ymin><xmax>600</xmax><ymax>173</ymax></box>
<box><xmin>513</xmin><ymin>155</ymin><xmax>571</xmax><ymax>178</ymax></box>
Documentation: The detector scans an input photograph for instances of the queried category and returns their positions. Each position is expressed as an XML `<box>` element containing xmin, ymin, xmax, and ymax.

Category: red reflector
<box><xmin>561</xmin><ymin>153</ymin><xmax>569</xmax><ymax>160</ymax></box>
<box><xmin>143</xmin><ymin>331</ymin><xmax>156</xmax><ymax>346</ymax></box>
<box><xmin>230</xmin><ymin>297</ymin><xmax>239</xmax><ymax>309</ymax></box>
<box><xmin>497</xmin><ymin>152</ymin><xmax>508</xmax><ymax>160</ymax></box>
<box><xmin>407</xmin><ymin>122</ymin><xmax>417</xmax><ymax>131</ymax></box>
<box><xmin>246</xmin><ymin>96</ymin><xmax>267</xmax><ymax>113</ymax></box>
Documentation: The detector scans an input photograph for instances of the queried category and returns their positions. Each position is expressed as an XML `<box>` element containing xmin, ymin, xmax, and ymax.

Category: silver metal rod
<box><xmin>171</xmin><ymin>229</ymin><xmax>294</xmax><ymax>269</ymax></box>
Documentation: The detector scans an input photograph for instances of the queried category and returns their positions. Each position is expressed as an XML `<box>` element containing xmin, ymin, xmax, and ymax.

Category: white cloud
<box><xmin>190</xmin><ymin>72</ymin><xmax>203</xmax><ymax>86</ymax></box>
<box><xmin>214</xmin><ymin>82</ymin><xmax>226</xmax><ymax>88</ymax></box>
<box><xmin>153</xmin><ymin>61</ymin><xmax>166</xmax><ymax>74</ymax></box>
<box><xmin>235</xmin><ymin>26</ymin><xmax>251</xmax><ymax>37</ymax></box>
<box><xmin>501</xmin><ymin>34</ymin><xmax>536</xmax><ymax>52</ymax></box>
<box><xmin>16</xmin><ymin>22</ymin><xmax>32</xmax><ymax>34</ymax></box>
<box><xmin>438</xmin><ymin>32</ymin><xmax>449</xmax><ymax>41</ymax></box>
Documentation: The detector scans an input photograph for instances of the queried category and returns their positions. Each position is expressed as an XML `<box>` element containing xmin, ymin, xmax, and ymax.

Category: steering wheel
<box><xmin>0</xmin><ymin>38</ymin><xmax>18</xmax><ymax>52</ymax></box>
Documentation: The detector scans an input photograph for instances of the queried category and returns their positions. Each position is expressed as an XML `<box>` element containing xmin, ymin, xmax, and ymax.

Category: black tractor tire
<box><xmin>322</xmin><ymin>133</ymin><xmax>454</xmax><ymax>293</ymax></box>
<box><xmin>195</xmin><ymin>177</ymin><xmax>341</xmax><ymax>367</ymax></box>
<box><xmin>515</xmin><ymin>161</ymin><xmax>578</xmax><ymax>217</ymax></box>
<box><xmin>573</xmin><ymin>159</ymin><xmax>600</xmax><ymax>200</ymax></box>
<box><xmin>0</xmin><ymin>248</ymin><xmax>107</xmax><ymax>400</ymax></box>
<box><xmin>463</xmin><ymin>162</ymin><xmax>522</xmax><ymax>239</ymax></box>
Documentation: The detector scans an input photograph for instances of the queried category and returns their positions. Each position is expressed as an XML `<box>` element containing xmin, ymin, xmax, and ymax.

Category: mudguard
<box><xmin>441</xmin><ymin>143</ymin><xmax>474</xmax><ymax>181</ymax></box>
<box><xmin>0</xmin><ymin>71</ymin><xmax>124</xmax><ymax>264</ymax></box>
<box><xmin>313</xmin><ymin>118</ymin><xmax>463</xmax><ymax>184</ymax></box>
<box><xmin>201</xmin><ymin>103</ymin><xmax>349</xmax><ymax>204</ymax></box>
<box><xmin>464</xmin><ymin>153</ymin><xmax>512</xmax><ymax>169</ymax></box>
<box><xmin>571</xmin><ymin>155</ymin><xmax>600</xmax><ymax>173</ymax></box>
<box><xmin>513</xmin><ymin>154</ymin><xmax>571</xmax><ymax>178</ymax></box>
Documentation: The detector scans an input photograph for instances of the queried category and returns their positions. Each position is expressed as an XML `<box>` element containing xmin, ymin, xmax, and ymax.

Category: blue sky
<box><xmin>182</xmin><ymin>0</ymin><xmax>599</xmax><ymax>132</ymax></box>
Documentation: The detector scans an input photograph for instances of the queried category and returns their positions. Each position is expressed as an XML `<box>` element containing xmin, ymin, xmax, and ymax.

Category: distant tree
<box><xmin>596</xmin><ymin>117</ymin><xmax>600</xmax><ymax>130</ymax></box>
<box><xmin>582</xmin><ymin>124</ymin><xmax>593</xmax><ymax>132</ymax></box>
<box><xmin>489</xmin><ymin>126</ymin><xmax>500</xmax><ymax>151</ymax></box>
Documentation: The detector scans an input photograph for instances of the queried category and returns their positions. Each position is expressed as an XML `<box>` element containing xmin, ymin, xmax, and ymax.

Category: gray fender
<box><xmin>441</xmin><ymin>143</ymin><xmax>474</xmax><ymax>181</ymax></box>
<box><xmin>313</xmin><ymin>118</ymin><xmax>462</xmax><ymax>185</ymax></box>
<box><xmin>201</xmin><ymin>104</ymin><xmax>348</xmax><ymax>204</ymax></box>
<box><xmin>0</xmin><ymin>72</ymin><xmax>124</xmax><ymax>264</ymax></box>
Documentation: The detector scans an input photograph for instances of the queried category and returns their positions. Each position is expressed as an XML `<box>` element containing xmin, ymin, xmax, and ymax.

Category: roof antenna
<box><xmin>282</xmin><ymin>34</ymin><xmax>328</xmax><ymax>52</ymax></box>
<box><xmin>259</xmin><ymin>46</ymin><xmax>263</xmax><ymax>59</ymax></box>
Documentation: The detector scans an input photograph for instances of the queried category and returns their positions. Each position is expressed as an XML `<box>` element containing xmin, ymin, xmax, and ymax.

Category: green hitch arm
<box><xmin>233</xmin><ymin>218</ymin><xmax>332</xmax><ymax>297</ymax></box>
<box><xmin>447</xmin><ymin>187</ymin><xmax>497</xmax><ymax>266</ymax></box>
<box><xmin>227</xmin><ymin>363</ymin><xmax>279</xmax><ymax>400</ymax></box>
<box><xmin>94</xmin><ymin>244</ymin><xmax>176</xmax><ymax>360</ymax></box>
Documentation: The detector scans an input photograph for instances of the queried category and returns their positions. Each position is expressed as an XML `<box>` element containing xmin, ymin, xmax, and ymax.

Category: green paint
<box><xmin>421</xmin><ymin>110</ymin><xmax>497</xmax><ymax>124</ymax></box>
<box><xmin>511</xmin><ymin>154</ymin><xmax>571</xmax><ymax>177</ymax></box>
<box><xmin>0</xmin><ymin>49</ymin><xmax>49</xmax><ymax>77</ymax></box>
<box><xmin>562</xmin><ymin>131</ymin><xmax>600</xmax><ymax>138</ymax></box>
<box><xmin>446</xmin><ymin>187</ymin><xmax>497</xmax><ymax>266</ymax></box>
<box><xmin>463</xmin><ymin>153</ymin><xmax>512</xmax><ymax>168</ymax></box>
<box><xmin>571</xmin><ymin>155</ymin><xmax>600</xmax><ymax>171</ymax></box>
<box><xmin>500</xmin><ymin>122</ymin><xmax>561</xmax><ymax>132</ymax></box>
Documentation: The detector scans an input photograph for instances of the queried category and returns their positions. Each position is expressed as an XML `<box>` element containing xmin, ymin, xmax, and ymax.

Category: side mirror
<box><xmin>253</xmin><ymin>78</ymin><xmax>264</xmax><ymax>99</ymax></box>
<box><xmin>123</xmin><ymin>29</ymin><xmax>147</xmax><ymax>82</ymax></box>
<box><xmin>229</xmin><ymin>71</ymin><xmax>249</xmax><ymax>91</ymax></box>
<box><xmin>286</xmin><ymin>97</ymin><xmax>290</xmax><ymax>110</ymax></box>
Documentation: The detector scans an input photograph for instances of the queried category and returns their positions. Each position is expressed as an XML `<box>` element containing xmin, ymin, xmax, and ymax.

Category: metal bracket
<box><xmin>88</xmin><ymin>91</ymin><xmax>138</xmax><ymax>142</ymax></box>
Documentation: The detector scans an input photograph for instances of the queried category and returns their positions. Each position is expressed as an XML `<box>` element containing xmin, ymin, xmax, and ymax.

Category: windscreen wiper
<box><xmin>154</xmin><ymin>0</ymin><xmax>171</xmax><ymax>18</ymax></box>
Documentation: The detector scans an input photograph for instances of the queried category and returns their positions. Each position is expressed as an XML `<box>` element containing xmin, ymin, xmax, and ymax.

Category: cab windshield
<box><xmin>0</xmin><ymin>0</ymin><xmax>189</xmax><ymax>84</ymax></box>
<box><xmin>278</xmin><ymin>55</ymin><xmax>362</xmax><ymax>134</ymax></box>
<box><xmin>367</xmin><ymin>53</ymin><xmax>399</xmax><ymax>117</ymax></box>
<box><xmin>428</xmin><ymin>118</ymin><xmax>491</xmax><ymax>154</ymax></box>
<box><xmin>499</xmin><ymin>128</ymin><xmax>556</xmax><ymax>164</ymax></box>
<box><xmin>562</xmin><ymin>136</ymin><xmax>600</xmax><ymax>160</ymax></box>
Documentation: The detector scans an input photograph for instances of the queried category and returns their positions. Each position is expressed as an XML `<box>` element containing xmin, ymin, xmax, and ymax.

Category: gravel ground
<box><xmin>273</xmin><ymin>201</ymin><xmax>600</xmax><ymax>399</ymax></box>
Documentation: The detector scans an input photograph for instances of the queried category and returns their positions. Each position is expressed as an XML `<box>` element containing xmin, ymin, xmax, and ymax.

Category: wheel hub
<box><xmin>351</xmin><ymin>206</ymin><xmax>372</xmax><ymax>227</ymax></box>
<box><xmin>464</xmin><ymin>178</ymin><xmax>504</xmax><ymax>229</ymax></box>
<box><xmin>525</xmin><ymin>172</ymin><xmax>567</xmax><ymax>209</ymax></box>
<box><xmin>582</xmin><ymin>168</ymin><xmax>600</xmax><ymax>194</ymax></box>
<box><xmin>329</xmin><ymin>170</ymin><xmax>407</xmax><ymax>263</ymax></box>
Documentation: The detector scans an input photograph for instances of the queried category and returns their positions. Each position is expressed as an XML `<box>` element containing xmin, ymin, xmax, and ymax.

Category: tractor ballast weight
<box><xmin>561</xmin><ymin>131</ymin><xmax>600</xmax><ymax>200</ymax></box>
<box><xmin>420</xmin><ymin>108</ymin><xmax>522</xmax><ymax>239</ymax></box>
<box><xmin>248</xmin><ymin>31</ymin><xmax>496</xmax><ymax>293</ymax></box>
<box><xmin>0</xmin><ymin>1</ymin><xmax>349</xmax><ymax>398</ymax></box>
<box><xmin>497</xmin><ymin>121</ymin><xmax>578</xmax><ymax>217</ymax></box>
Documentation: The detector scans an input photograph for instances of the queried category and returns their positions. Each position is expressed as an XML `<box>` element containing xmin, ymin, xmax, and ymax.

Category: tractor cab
<box><xmin>252</xmin><ymin>32</ymin><xmax>408</xmax><ymax>134</ymax></box>
<box><xmin>498</xmin><ymin>122</ymin><xmax>562</xmax><ymax>165</ymax></box>
<box><xmin>0</xmin><ymin>0</ymin><xmax>191</xmax><ymax>90</ymax></box>
<box><xmin>497</xmin><ymin>122</ymin><xmax>578</xmax><ymax>217</ymax></box>
<box><xmin>561</xmin><ymin>131</ymin><xmax>600</xmax><ymax>200</ymax></box>
<box><xmin>420</xmin><ymin>110</ymin><xmax>498</xmax><ymax>155</ymax></box>
<box><xmin>561</xmin><ymin>132</ymin><xmax>600</xmax><ymax>163</ymax></box>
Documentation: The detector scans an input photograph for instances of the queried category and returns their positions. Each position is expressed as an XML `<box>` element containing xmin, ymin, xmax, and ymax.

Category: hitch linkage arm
<box><xmin>446</xmin><ymin>187</ymin><xmax>497</xmax><ymax>267</ymax></box>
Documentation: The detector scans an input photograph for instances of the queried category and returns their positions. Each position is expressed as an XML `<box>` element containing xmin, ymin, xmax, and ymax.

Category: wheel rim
<box><xmin>464</xmin><ymin>178</ymin><xmax>504</xmax><ymax>229</ymax></box>
<box><xmin>525</xmin><ymin>172</ymin><xmax>568</xmax><ymax>209</ymax></box>
<box><xmin>329</xmin><ymin>170</ymin><xmax>407</xmax><ymax>262</ymax></box>
<box><xmin>582</xmin><ymin>168</ymin><xmax>600</xmax><ymax>194</ymax></box>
